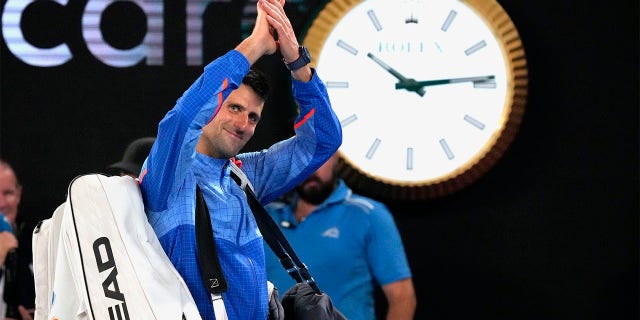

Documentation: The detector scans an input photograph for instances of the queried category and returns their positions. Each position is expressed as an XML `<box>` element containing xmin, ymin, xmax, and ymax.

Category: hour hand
<box><xmin>367</xmin><ymin>52</ymin><xmax>425</xmax><ymax>97</ymax></box>
<box><xmin>395</xmin><ymin>75</ymin><xmax>495</xmax><ymax>91</ymax></box>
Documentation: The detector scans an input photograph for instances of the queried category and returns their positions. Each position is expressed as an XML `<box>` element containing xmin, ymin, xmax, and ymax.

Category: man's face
<box><xmin>199</xmin><ymin>84</ymin><xmax>264</xmax><ymax>159</ymax></box>
<box><xmin>297</xmin><ymin>154</ymin><xmax>339</xmax><ymax>205</ymax></box>
<box><xmin>0</xmin><ymin>167</ymin><xmax>21</xmax><ymax>224</ymax></box>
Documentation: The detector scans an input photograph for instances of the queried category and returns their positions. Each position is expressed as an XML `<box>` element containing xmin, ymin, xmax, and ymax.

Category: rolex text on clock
<box><xmin>304</xmin><ymin>0</ymin><xmax>528</xmax><ymax>200</ymax></box>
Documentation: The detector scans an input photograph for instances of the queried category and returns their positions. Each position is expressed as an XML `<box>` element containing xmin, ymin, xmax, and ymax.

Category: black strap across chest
<box><xmin>194</xmin><ymin>165</ymin><xmax>323</xmax><ymax>297</ymax></box>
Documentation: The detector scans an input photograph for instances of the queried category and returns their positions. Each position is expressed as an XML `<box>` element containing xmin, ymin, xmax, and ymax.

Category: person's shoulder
<box><xmin>342</xmin><ymin>191</ymin><xmax>389</xmax><ymax>215</ymax></box>
<box><xmin>265</xmin><ymin>200</ymin><xmax>288</xmax><ymax>211</ymax></box>
<box><xmin>265</xmin><ymin>189</ymin><xmax>295</xmax><ymax>210</ymax></box>
<box><xmin>265</xmin><ymin>193</ymin><xmax>293</xmax><ymax>213</ymax></box>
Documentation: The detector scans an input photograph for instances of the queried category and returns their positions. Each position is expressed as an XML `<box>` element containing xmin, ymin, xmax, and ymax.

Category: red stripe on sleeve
<box><xmin>293</xmin><ymin>107</ymin><xmax>316</xmax><ymax>130</ymax></box>
<box><xmin>207</xmin><ymin>78</ymin><xmax>229</xmax><ymax>124</ymax></box>
<box><xmin>138</xmin><ymin>169</ymin><xmax>148</xmax><ymax>184</ymax></box>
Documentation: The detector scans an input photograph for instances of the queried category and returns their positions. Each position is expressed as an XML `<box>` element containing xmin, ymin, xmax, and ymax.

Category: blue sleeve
<box><xmin>236</xmin><ymin>69</ymin><xmax>342</xmax><ymax>204</ymax></box>
<box><xmin>140</xmin><ymin>50</ymin><xmax>250</xmax><ymax>212</ymax></box>
<box><xmin>367</xmin><ymin>202</ymin><xmax>413</xmax><ymax>285</ymax></box>
<box><xmin>0</xmin><ymin>214</ymin><xmax>12</xmax><ymax>233</ymax></box>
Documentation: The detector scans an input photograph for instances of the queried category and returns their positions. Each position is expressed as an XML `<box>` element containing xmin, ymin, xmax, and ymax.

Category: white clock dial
<box><xmin>305</xmin><ymin>0</ymin><xmax>527</xmax><ymax>199</ymax></box>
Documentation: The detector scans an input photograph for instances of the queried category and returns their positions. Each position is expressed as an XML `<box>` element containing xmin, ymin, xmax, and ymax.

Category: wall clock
<box><xmin>303</xmin><ymin>0</ymin><xmax>528</xmax><ymax>201</ymax></box>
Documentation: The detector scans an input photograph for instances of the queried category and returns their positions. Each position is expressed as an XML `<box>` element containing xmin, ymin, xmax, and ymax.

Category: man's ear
<box><xmin>16</xmin><ymin>184</ymin><xmax>22</xmax><ymax>204</ymax></box>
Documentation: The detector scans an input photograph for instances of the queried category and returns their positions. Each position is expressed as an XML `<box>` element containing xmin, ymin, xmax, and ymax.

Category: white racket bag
<box><xmin>32</xmin><ymin>174</ymin><xmax>202</xmax><ymax>320</ymax></box>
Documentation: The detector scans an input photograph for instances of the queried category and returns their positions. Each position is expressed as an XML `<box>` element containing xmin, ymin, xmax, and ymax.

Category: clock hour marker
<box><xmin>435</xmin><ymin>42</ymin><xmax>443</xmax><ymax>53</ymax></box>
<box><xmin>366</xmin><ymin>138</ymin><xmax>381</xmax><ymax>159</ymax></box>
<box><xmin>441</xmin><ymin>10</ymin><xmax>457</xmax><ymax>32</ymax></box>
<box><xmin>367</xmin><ymin>10</ymin><xmax>383</xmax><ymax>31</ymax></box>
<box><xmin>326</xmin><ymin>81</ymin><xmax>349</xmax><ymax>88</ymax></box>
<box><xmin>340</xmin><ymin>114</ymin><xmax>357</xmax><ymax>127</ymax></box>
<box><xmin>406</xmin><ymin>148</ymin><xmax>414</xmax><ymax>170</ymax></box>
<box><xmin>337</xmin><ymin>40</ymin><xmax>358</xmax><ymax>55</ymax></box>
<box><xmin>439</xmin><ymin>139</ymin><xmax>455</xmax><ymax>160</ymax></box>
<box><xmin>465</xmin><ymin>40</ymin><xmax>487</xmax><ymax>56</ymax></box>
<box><xmin>473</xmin><ymin>79</ymin><xmax>497</xmax><ymax>89</ymax></box>
<box><xmin>464</xmin><ymin>115</ymin><xmax>486</xmax><ymax>130</ymax></box>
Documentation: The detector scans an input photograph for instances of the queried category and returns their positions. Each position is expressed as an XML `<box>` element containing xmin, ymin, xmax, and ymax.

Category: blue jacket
<box><xmin>140</xmin><ymin>50</ymin><xmax>341</xmax><ymax>320</ymax></box>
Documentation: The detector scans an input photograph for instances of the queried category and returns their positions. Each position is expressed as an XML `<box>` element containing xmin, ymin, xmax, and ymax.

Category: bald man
<box><xmin>0</xmin><ymin>160</ymin><xmax>35</xmax><ymax>320</ymax></box>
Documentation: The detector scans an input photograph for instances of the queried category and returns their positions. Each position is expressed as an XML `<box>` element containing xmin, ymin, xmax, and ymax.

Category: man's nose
<box><xmin>233</xmin><ymin>115</ymin><xmax>249</xmax><ymax>129</ymax></box>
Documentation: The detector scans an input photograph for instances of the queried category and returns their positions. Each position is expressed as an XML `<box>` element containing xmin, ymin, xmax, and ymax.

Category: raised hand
<box><xmin>261</xmin><ymin>0</ymin><xmax>297</xmax><ymax>60</ymax></box>
<box><xmin>260</xmin><ymin>0</ymin><xmax>312</xmax><ymax>81</ymax></box>
<box><xmin>234</xmin><ymin>0</ymin><xmax>279</xmax><ymax>64</ymax></box>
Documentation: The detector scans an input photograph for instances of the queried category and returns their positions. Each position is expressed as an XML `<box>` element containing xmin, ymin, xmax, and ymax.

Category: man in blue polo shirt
<box><xmin>264</xmin><ymin>152</ymin><xmax>416</xmax><ymax>320</ymax></box>
<box><xmin>138</xmin><ymin>0</ymin><xmax>341</xmax><ymax>319</ymax></box>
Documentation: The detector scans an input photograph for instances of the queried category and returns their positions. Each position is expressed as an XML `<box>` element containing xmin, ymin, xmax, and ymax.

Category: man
<box><xmin>0</xmin><ymin>160</ymin><xmax>35</xmax><ymax>320</ymax></box>
<box><xmin>0</xmin><ymin>217</ymin><xmax>18</xmax><ymax>319</ymax></box>
<box><xmin>107</xmin><ymin>136</ymin><xmax>156</xmax><ymax>178</ymax></box>
<box><xmin>138</xmin><ymin>0</ymin><xmax>342</xmax><ymax>319</ymax></box>
<box><xmin>264</xmin><ymin>152</ymin><xmax>417</xmax><ymax>320</ymax></box>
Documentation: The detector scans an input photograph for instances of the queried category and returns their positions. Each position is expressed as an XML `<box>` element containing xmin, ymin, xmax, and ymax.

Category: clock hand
<box><xmin>367</xmin><ymin>52</ymin><xmax>425</xmax><ymax>97</ymax></box>
<box><xmin>395</xmin><ymin>75</ymin><xmax>495</xmax><ymax>90</ymax></box>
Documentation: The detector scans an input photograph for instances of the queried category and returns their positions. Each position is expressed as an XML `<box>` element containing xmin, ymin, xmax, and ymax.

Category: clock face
<box><xmin>304</xmin><ymin>0</ymin><xmax>527</xmax><ymax>200</ymax></box>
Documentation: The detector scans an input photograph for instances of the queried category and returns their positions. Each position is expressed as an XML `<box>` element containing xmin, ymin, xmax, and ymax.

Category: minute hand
<box><xmin>395</xmin><ymin>75</ymin><xmax>495</xmax><ymax>90</ymax></box>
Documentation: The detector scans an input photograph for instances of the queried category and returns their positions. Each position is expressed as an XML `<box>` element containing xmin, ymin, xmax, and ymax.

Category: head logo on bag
<box><xmin>93</xmin><ymin>237</ymin><xmax>130</xmax><ymax>319</ymax></box>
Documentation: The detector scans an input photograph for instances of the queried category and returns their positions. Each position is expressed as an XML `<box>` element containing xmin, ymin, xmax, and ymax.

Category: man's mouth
<box><xmin>224</xmin><ymin>128</ymin><xmax>243</xmax><ymax>141</ymax></box>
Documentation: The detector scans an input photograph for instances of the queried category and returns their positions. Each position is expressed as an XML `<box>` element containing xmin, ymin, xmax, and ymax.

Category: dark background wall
<box><xmin>1</xmin><ymin>1</ymin><xmax>637</xmax><ymax>319</ymax></box>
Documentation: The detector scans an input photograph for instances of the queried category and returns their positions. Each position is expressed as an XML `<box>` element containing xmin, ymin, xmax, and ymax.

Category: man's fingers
<box><xmin>261</xmin><ymin>0</ymin><xmax>298</xmax><ymax>58</ymax></box>
<box><xmin>0</xmin><ymin>231</ymin><xmax>18</xmax><ymax>249</ymax></box>
<box><xmin>18</xmin><ymin>305</ymin><xmax>34</xmax><ymax>320</ymax></box>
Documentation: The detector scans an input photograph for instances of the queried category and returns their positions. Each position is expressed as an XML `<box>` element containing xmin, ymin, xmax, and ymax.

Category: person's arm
<box><xmin>0</xmin><ymin>231</ymin><xmax>17</xmax><ymax>265</ymax></box>
<box><xmin>6</xmin><ymin>305</ymin><xmax>35</xmax><ymax>320</ymax></box>
<box><xmin>382</xmin><ymin>277</ymin><xmax>417</xmax><ymax>320</ymax></box>
<box><xmin>236</xmin><ymin>0</ymin><xmax>341</xmax><ymax>203</ymax></box>
<box><xmin>366</xmin><ymin>201</ymin><xmax>416</xmax><ymax>319</ymax></box>
<box><xmin>18</xmin><ymin>305</ymin><xmax>34</xmax><ymax>320</ymax></box>
<box><xmin>140</xmin><ymin>0</ymin><xmax>285</xmax><ymax>212</ymax></box>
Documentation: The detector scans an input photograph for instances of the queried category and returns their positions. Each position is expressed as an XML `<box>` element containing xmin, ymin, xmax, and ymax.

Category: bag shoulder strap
<box><xmin>194</xmin><ymin>185</ymin><xmax>228</xmax><ymax>319</ymax></box>
<box><xmin>194</xmin><ymin>185</ymin><xmax>227</xmax><ymax>293</ymax></box>
<box><xmin>229</xmin><ymin>162</ymin><xmax>323</xmax><ymax>295</ymax></box>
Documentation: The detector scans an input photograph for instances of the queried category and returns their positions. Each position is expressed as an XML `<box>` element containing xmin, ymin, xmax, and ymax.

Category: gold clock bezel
<box><xmin>303</xmin><ymin>0</ymin><xmax>528</xmax><ymax>201</ymax></box>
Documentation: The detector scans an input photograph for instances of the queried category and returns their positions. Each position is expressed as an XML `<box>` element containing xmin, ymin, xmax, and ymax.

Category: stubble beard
<box><xmin>296</xmin><ymin>177</ymin><xmax>336</xmax><ymax>205</ymax></box>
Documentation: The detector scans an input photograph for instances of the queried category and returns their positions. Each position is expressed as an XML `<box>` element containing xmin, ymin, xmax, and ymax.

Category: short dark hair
<box><xmin>243</xmin><ymin>68</ymin><xmax>270</xmax><ymax>101</ymax></box>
